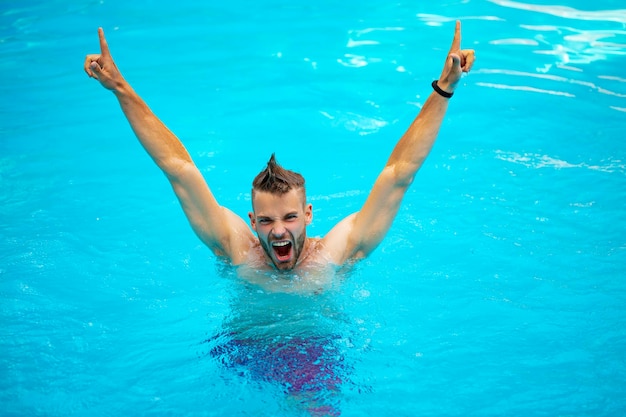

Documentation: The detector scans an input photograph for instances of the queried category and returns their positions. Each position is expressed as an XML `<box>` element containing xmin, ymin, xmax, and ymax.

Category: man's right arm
<box><xmin>84</xmin><ymin>28</ymin><xmax>254</xmax><ymax>261</ymax></box>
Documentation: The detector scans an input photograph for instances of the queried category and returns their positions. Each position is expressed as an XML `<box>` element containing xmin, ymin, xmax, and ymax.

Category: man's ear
<box><xmin>248</xmin><ymin>212</ymin><xmax>257</xmax><ymax>231</ymax></box>
<box><xmin>305</xmin><ymin>203</ymin><xmax>313</xmax><ymax>225</ymax></box>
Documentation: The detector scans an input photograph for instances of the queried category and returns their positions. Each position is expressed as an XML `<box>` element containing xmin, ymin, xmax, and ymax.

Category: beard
<box><xmin>259</xmin><ymin>229</ymin><xmax>306</xmax><ymax>271</ymax></box>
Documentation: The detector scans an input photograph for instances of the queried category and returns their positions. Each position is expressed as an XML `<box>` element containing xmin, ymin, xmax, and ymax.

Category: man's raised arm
<box><xmin>324</xmin><ymin>21</ymin><xmax>475</xmax><ymax>263</ymax></box>
<box><xmin>84</xmin><ymin>28</ymin><xmax>254</xmax><ymax>261</ymax></box>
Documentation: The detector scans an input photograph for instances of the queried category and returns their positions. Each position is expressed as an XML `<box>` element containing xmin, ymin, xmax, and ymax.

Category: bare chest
<box><xmin>237</xmin><ymin>239</ymin><xmax>337</xmax><ymax>294</ymax></box>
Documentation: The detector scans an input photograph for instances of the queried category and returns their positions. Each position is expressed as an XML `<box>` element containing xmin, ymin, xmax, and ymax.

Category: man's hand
<box><xmin>84</xmin><ymin>28</ymin><xmax>125</xmax><ymax>91</ymax></box>
<box><xmin>437</xmin><ymin>21</ymin><xmax>476</xmax><ymax>94</ymax></box>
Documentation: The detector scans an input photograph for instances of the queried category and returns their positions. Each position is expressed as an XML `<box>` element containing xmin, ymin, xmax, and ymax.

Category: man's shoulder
<box><xmin>317</xmin><ymin>213</ymin><xmax>359</xmax><ymax>265</ymax></box>
<box><xmin>302</xmin><ymin>236</ymin><xmax>350</xmax><ymax>268</ymax></box>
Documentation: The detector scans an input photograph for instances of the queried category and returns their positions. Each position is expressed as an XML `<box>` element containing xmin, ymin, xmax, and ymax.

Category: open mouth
<box><xmin>271</xmin><ymin>240</ymin><xmax>293</xmax><ymax>262</ymax></box>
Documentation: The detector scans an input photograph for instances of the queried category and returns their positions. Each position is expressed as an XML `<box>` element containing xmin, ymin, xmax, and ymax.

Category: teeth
<box><xmin>272</xmin><ymin>241</ymin><xmax>290</xmax><ymax>247</ymax></box>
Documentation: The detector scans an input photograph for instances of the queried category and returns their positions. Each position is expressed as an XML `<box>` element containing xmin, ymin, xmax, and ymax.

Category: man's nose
<box><xmin>271</xmin><ymin>222</ymin><xmax>287</xmax><ymax>237</ymax></box>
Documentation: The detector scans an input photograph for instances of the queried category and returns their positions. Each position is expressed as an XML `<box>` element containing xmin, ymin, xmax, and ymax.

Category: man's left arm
<box><xmin>323</xmin><ymin>21</ymin><xmax>475</xmax><ymax>263</ymax></box>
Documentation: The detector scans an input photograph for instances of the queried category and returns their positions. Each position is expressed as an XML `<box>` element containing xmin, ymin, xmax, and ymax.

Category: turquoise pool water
<box><xmin>1</xmin><ymin>0</ymin><xmax>625</xmax><ymax>416</ymax></box>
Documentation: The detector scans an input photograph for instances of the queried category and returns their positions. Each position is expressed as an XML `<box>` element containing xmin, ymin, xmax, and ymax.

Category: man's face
<box><xmin>249</xmin><ymin>188</ymin><xmax>312</xmax><ymax>271</ymax></box>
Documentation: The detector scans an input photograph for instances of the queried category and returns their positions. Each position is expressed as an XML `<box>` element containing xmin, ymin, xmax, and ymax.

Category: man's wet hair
<box><xmin>252</xmin><ymin>154</ymin><xmax>305</xmax><ymax>197</ymax></box>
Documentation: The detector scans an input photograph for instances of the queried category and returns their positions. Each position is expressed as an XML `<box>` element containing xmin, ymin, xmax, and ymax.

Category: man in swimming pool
<box><xmin>84</xmin><ymin>21</ymin><xmax>475</xmax><ymax>275</ymax></box>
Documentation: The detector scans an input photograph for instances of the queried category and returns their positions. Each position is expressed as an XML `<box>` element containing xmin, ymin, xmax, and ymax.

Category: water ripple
<box><xmin>474</xmin><ymin>68</ymin><xmax>626</xmax><ymax>98</ymax></box>
<box><xmin>488</xmin><ymin>0</ymin><xmax>626</xmax><ymax>23</ymax></box>
<box><xmin>475</xmin><ymin>82</ymin><xmax>575</xmax><ymax>97</ymax></box>
<box><xmin>495</xmin><ymin>150</ymin><xmax>626</xmax><ymax>174</ymax></box>
<box><xmin>416</xmin><ymin>13</ymin><xmax>504</xmax><ymax>26</ymax></box>
<box><xmin>483</xmin><ymin>2</ymin><xmax>626</xmax><ymax>67</ymax></box>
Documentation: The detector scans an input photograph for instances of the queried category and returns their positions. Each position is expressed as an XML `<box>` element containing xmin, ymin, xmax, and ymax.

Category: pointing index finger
<box><xmin>98</xmin><ymin>27</ymin><xmax>110</xmax><ymax>57</ymax></box>
<box><xmin>449</xmin><ymin>20</ymin><xmax>461</xmax><ymax>52</ymax></box>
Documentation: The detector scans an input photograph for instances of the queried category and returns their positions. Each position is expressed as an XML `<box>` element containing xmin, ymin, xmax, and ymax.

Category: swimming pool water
<box><xmin>1</xmin><ymin>0</ymin><xmax>625</xmax><ymax>416</ymax></box>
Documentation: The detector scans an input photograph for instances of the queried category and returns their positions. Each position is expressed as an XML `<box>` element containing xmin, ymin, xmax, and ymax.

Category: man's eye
<box><xmin>259</xmin><ymin>219</ymin><xmax>271</xmax><ymax>225</ymax></box>
<box><xmin>286</xmin><ymin>215</ymin><xmax>297</xmax><ymax>221</ymax></box>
